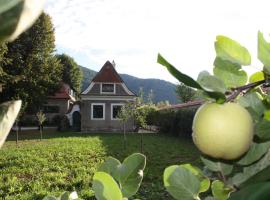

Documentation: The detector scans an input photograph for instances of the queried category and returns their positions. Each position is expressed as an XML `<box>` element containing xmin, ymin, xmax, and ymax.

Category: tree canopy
<box><xmin>175</xmin><ymin>83</ymin><xmax>197</xmax><ymax>103</ymax></box>
<box><xmin>0</xmin><ymin>12</ymin><xmax>62</xmax><ymax>112</ymax></box>
<box><xmin>56</xmin><ymin>53</ymin><xmax>83</xmax><ymax>93</ymax></box>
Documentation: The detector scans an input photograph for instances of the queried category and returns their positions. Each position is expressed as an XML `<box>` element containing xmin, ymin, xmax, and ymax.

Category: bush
<box><xmin>19</xmin><ymin>116</ymin><xmax>37</xmax><ymax>126</ymax></box>
<box><xmin>51</xmin><ymin>115</ymin><xmax>62</xmax><ymax>126</ymax></box>
<box><xmin>51</xmin><ymin>115</ymin><xmax>70</xmax><ymax>131</ymax></box>
<box><xmin>59</xmin><ymin>115</ymin><xmax>70</xmax><ymax>131</ymax></box>
<box><xmin>151</xmin><ymin>107</ymin><xmax>198</xmax><ymax>138</ymax></box>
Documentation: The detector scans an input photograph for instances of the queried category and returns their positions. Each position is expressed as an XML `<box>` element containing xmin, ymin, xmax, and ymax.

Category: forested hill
<box><xmin>80</xmin><ymin>66</ymin><xmax>178</xmax><ymax>104</ymax></box>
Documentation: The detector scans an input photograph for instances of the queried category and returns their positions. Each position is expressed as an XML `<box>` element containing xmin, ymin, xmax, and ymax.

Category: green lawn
<box><xmin>0</xmin><ymin>131</ymin><xmax>201</xmax><ymax>200</ymax></box>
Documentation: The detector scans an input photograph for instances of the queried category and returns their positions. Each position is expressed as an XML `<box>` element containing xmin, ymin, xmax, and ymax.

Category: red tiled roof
<box><xmin>92</xmin><ymin>61</ymin><xmax>124</xmax><ymax>83</ymax></box>
<box><xmin>159</xmin><ymin>100</ymin><xmax>204</xmax><ymax>111</ymax></box>
<box><xmin>48</xmin><ymin>93</ymin><xmax>70</xmax><ymax>99</ymax></box>
<box><xmin>48</xmin><ymin>83</ymin><xmax>73</xmax><ymax>100</ymax></box>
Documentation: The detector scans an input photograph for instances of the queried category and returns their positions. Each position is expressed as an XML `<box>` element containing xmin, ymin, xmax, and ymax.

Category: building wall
<box><xmin>81</xmin><ymin>99</ymin><xmax>134</xmax><ymax>132</ymax></box>
<box><xmin>44</xmin><ymin>99</ymin><xmax>70</xmax><ymax>120</ymax></box>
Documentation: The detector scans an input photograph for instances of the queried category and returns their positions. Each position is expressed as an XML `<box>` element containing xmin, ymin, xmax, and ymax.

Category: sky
<box><xmin>45</xmin><ymin>0</ymin><xmax>270</xmax><ymax>83</ymax></box>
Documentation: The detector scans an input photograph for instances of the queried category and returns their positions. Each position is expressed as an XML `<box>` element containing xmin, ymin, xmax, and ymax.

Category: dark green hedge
<box><xmin>146</xmin><ymin>107</ymin><xmax>198</xmax><ymax>138</ymax></box>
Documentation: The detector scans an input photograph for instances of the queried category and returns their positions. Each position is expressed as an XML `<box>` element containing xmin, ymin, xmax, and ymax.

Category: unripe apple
<box><xmin>192</xmin><ymin>103</ymin><xmax>253</xmax><ymax>160</ymax></box>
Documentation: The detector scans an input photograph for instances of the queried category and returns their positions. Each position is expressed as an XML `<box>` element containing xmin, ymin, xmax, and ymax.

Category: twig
<box><xmin>226</xmin><ymin>80</ymin><xmax>265</xmax><ymax>102</ymax></box>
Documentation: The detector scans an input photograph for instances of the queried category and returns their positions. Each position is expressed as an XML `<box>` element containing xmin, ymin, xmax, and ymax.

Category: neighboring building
<box><xmin>44</xmin><ymin>82</ymin><xmax>76</xmax><ymax>121</ymax></box>
<box><xmin>20</xmin><ymin>82</ymin><xmax>78</xmax><ymax>128</ymax></box>
<box><xmin>81</xmin><ymin>61</ymin><xmax>136</xmax><ymax>132</ymax></box>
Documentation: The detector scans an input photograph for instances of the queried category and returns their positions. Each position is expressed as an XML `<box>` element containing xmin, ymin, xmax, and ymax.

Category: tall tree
<box><xmin>0</xmin><ymin>12</ymin><xmax>62</xmax><ymax>112</ymax></box>
<box><xmin>0</xmin><ymin>43</ymin><xmax>8</xmax><ymax>92</ymax></box>
<box><xmin>175</xmin><ymin>83</ymin><xmax>197</xmax><ymax>103</ymax></box>
<box><xmin>56</xmin><ymin>54</ymin><xmax>83</xmax><ymax>93</ymax></box>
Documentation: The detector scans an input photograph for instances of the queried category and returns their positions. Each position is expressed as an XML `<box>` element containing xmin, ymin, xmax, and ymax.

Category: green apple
<box><xmin>192</xmin><ymin>102</ymin><xmax>253</xmax><ymax>160</ymax></box>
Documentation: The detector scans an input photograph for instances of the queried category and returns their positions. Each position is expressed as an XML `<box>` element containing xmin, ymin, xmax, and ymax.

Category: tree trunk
<box><xmin>16</xmin><ymin>120</ymin><xmax>19</xmax><ymax>146</ymax></box>
<box><xmin>40</xmin><ymin>125</ymin><xmax>43</xmax><ymax>141</ymax></box>
<box><xmin>123</xmin><ymin>122</ymin><xmax>127</xmax><ymax>150</ymax></box>
<box><xmin>140</xmin><ymin>131</ymin><xmax>143</xmax><ymax>153</ymax></box>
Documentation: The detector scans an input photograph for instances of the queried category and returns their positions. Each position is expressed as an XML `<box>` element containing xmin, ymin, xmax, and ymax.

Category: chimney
<box><xmin>112</xmin><ymin>60</ymin><xmax>116</xmax><ymax>68</ymax></box>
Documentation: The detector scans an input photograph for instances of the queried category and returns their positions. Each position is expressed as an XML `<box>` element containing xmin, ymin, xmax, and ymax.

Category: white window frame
<box><xmin>91</xmin><ymin>103</ymin><xmax>105</xmax><ymax>120</ymax></box>
<box><xmin>111</xmin><ymin>103</ymin><xmax>124</xmax><ymax>120</ymax></box>
<box><xmin>100</xmin><ymin>83</ymin><xmax>116</xmax><ymax>94</ymax></box>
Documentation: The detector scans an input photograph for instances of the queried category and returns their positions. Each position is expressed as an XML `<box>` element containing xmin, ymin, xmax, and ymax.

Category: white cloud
<box><xmin>46</xmin><ymin>0</ymin><xmax>270</xmax><ymax>83</ymax></box>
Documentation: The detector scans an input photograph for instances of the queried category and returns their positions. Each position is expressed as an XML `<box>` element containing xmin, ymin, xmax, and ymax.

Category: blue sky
<box><xmin>46</xmin><ymin>0</ymin><xmax>270</xmax><ymax>83</ymax></box>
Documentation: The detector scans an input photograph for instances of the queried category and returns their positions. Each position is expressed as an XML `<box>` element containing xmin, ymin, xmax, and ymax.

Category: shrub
<box><xmin>19</xmin><ymin>116</ymin><xmax>36</xmax><ymax>126</ymax></box>
<box><xmin>59</xmin><ymin>115</ymin><xmax>70</xmax><ymax>131</ymax></box>
<box><xmin>51</xmin><ymin>115</ymin><xmax>62</xmax><ymax>126</ymax></box>
<box><xmin>51</xmin><ymin>115</ymin><xmax>70</xmax><ymax>131</ymax></box>
<box><xmin>151</xmin><ymin>107</ymin><xmax>198</xmax><ymax>138</ymax></box>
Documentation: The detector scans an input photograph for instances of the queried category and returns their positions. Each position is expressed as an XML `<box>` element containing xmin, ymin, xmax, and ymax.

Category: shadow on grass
<box><xmin>6</xmin><ymin>130</ymin><xmax>131</xmax><ymax>141</ymax></box>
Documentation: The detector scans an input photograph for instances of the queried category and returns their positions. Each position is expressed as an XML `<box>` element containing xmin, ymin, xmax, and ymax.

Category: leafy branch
<box><xmin>226</xmin><ymin>80</ymin><xmax>266</xmax><ymax>102</ymax></box>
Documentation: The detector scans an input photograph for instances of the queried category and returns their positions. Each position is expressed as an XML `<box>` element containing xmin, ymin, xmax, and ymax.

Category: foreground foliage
<box><xmin>157</xmin><ymin>33</ymin><xmax>270</xmax><ymax>200</ymax></box>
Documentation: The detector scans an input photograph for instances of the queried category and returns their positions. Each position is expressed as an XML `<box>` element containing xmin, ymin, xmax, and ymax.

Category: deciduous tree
<box><xmin>56</xmin><ymin>54</ymin><xmax>83</xmax><ymax>93</ymax></box>
<box><xmin>175</xmin><ymin>83</ymin><xmax>196</xmax><ymax>103</ymax></box>
<box><xmin>0</xmin><ymin>12</ymin><xmax>63</xmax><ymax>112</ymax></box>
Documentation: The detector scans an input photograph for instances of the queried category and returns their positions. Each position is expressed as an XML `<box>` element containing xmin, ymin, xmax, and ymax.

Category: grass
<box><xmin>0</xmin><ymin>131</ymin><xmax>201</xmax><ymax>199</ymax></box>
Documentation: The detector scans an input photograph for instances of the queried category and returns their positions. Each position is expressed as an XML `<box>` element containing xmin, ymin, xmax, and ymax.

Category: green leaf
<box><xmin>98</xmin><ymin>157</ymin><xmax>121</xmax><ymax>181</ymax></box>
<box><xmin>60</xmin><ymin>192</ymin><xmax>70</xmax><ymax>200</ymax></box>
<box><xmin>258</xmin><ymin>31</ymin><xmax>270</xmax><ymax>74</ymax></box>
<box><xmin>157</xmin><ymin>54</ymin><xmax>202</xmax><ymax>89</ymax></box>
<box><xmin>181</xmin><ymin>164</ymin><xmax>210</xmax><ymax>193</ymax></box>
<box><xmin>164</xmin><ymin>165</ymin><xmax>201</xmax><ymax>200</ymax></box>
<box><xmin>215</xmin><ymin>35</ymin><xmax>251</xmax><ymax>66</ymax></box>
<box><xmin>118</xmin><ymin>153</ymin><xmax>146</xmax><ymax>198</ymax></box>
<box><xmin>249</xmin><ymin>71</ymin><xmax>265</xmax><ymax>83</ymax></box>
<box><xmin>239</xmin><ymin>166</ymin><xmax>270</xmax><ymax>188</ymax></box>
<box><xmin>211</xmin><ymin>180</ymin><xmax>232</xmax><ymax>200</ymax></box>
<box><xmin>196</xmin><ymin>71</ymin><xmax>226</xmax><ymax>102</ymax></box>
<box><xmin>201</xmin><ymin>157</ymin><xmax>233</xmax><ymax>176</ymax></box>
<box><xmin>229</xmin><ymin>182</ymin><xmax>270</xmax><ymax>200</ymax></box>
<box><xmin>232</xmin><ymin>150</ymin><xmax>270</xmax><ymax>187</ymax></box>
<box><xmin>204</xmin><ymin>197</ymin><xmax>217</xmax><ymax>200</ymax></box>
<box><xmin>42</xmin><ymin>197</ymin><xmax>57</xmax><ymax>200</ymax></box>
<box><xmin>0</xmin><ymin>100</ymin><xmax>21</xmax><ymax>148</ymax></box>
<box><xmin>213</xmin><ymin>57</ymin><xmax>247</xmax><ymax>88</ymax></box>
<box><xmin>157</xmin><ymin>54</ymin><xmax>226</xmax><ymax>102</ymax></box>
<box><xmin>92</xmin><ymin>172</ymin><xmax>123</xmax><ymax>200</ymax></box>
<box><xmin>237</xmin><ymin>142</ymin><xmax>270</xmax><ymax>165</ymax></box>
<box><xmin>0</xmin><ymin>0</ymin><xmax>45</xmax><ymax>43</ymax></box>
<box><xmin>264</xmin><ymin>110</ymin><xmax>270</xmax><ymax>121</ymax></box>
<box><xmin>59</xmin><ymin>191</ymin><xmax>78</xmax><ymax>200</ymax></box>
<box><xmin>0</xmin><ymin>0</ymin><xmax>21</xmax><ymax>13</ymax></box>
<box><xmin>0</xmin><ymin>0</ymin><xmax>23</xmax><ymax>43</ymax></box>
<box><xmin>238</xmin><ymin>92</ymin><xmax>266</xmax><ymax>120</ymax></box>
<box><xmin>197</xmin><ymin>71</ymin><xmax>226</xmax><ymax>93</ymax></box>
<box><xmin>255</xmin><ymin>119</ymin><xmax>270</xmax><ymax>140</ymax></box>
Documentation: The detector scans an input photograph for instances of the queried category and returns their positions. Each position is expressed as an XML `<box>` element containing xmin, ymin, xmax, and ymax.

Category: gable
<box><xmin>81</xmin><ymin>61</ymin><xmax>135</xmax><ymax>96</ymax></box>
<box><xmin>82</xmin><ymin>82</ymin><xmax>135</xmax><ymax>96</ymax></box>
<box><xmin>92</xmin><ymin>61</ymin><xmax>123</xmax><ymax>83</ymax></box>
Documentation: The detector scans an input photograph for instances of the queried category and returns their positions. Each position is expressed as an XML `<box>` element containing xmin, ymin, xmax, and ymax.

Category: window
<box><xmin>101</xmin><ymin>83</ymin><xmax>115</xmax><ymax>93</ymax></box>
<box><xmin>111</xmin><ymin>103</ymin><xmax>124</xmax><ymax>120</ymax></box>
<box><xmin>43</xmin><ymin>105</ymin><xmax>60</xmax><ymax>113</ymax></box>
<box><xmin>91</xmin><ymin>103</ymin><xmax>105</xmax><ymax>120</ymax></box>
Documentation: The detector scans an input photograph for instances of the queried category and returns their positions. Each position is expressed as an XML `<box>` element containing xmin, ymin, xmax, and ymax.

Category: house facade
<box><xmin>45</xmin><ymin>82</ymin><xmax>76</xmax><ymax>120</ymax></box>
<box><xmin>81</xmin><ymin>61</ymin><xmax>136</xmax><ymax>132</ymax></box>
